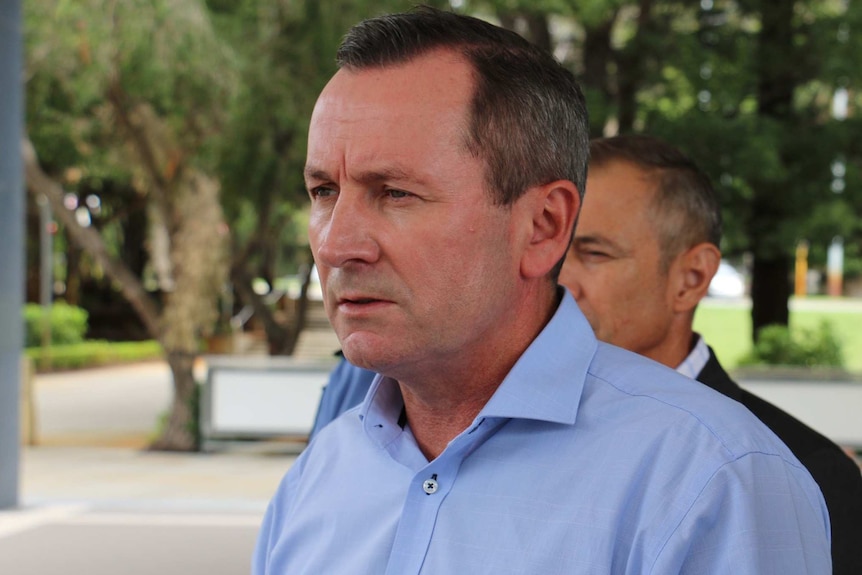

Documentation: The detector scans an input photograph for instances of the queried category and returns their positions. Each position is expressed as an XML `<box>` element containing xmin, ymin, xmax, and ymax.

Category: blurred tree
<box><xmin>210</xmin><ymin>0</ymin><xmax>448</xmax><ymax>355</ymax></box>
<box><xmin>641</xmin><ymin>0</ymin><xmax>862</xmax><ymax>336</ymax></box>
<box><xmin>469</xmin><ymin>0</ymin><xmax>862</xmax><ymax>338</ymax></box>
<box><xmin>24</xmin><ymin>0</ymin><xmax>232</xmax><ymax>451</ymax></box>
<box><xmin>23</xmin><ymin>0</ymin><xmax>862</xmax><ymax>446</ymax></box>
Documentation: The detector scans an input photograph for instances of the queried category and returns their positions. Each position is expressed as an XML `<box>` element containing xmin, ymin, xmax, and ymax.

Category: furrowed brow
<box><xmin>353</xmin><ymin>166</ymin><xmax>415</xmax><ymax>185</ymax></box>
<box><xmin>304</xmin><ymin>166</ymin><xmax>330</xmax><ymax>183</ymax></box>
<box><xmin>304</xmin><ymin>165</ymin><xmax>424</xmax><ymax>187</ymax></box>
<box><xmin>573</xmin><ymin>235</ymin><xmax>622</xmax><ymax>252</ymax></box>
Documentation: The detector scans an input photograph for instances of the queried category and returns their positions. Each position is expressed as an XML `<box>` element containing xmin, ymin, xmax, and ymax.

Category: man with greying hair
<box><xmin>253</xmin><ymin>7</ymin><xmax>830</xmax><ymax>574</ymax></box>
<box><xmin>560</xmin><ymin>134</ymin><xmax>862</xmax><ymax>574</ymax></box>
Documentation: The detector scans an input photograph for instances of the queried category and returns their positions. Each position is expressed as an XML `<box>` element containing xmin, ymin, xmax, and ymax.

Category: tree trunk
<box><xmin>524</xmin><ymin>12</ymin><xmax>552</xmax><ymax>54</ymax></box>
<box><xmin>751</xmin><ymin>0</ymin><xmax>796</xmax><ymax>338</ymax></box>
<box><xmin>64</xmin><ymin>239</ymin><xmax>82</xmax><ymax>306</ymax></box>
<box><xmin>615</xmin><ymin>0</ymin><xmax>654</xmax><ymax>133</ymax></box>
<box><xmin>230</xmin><ymin>258</ymin><xmax>312</xmax><ymax>356</ymax></box>
<box><xmin>25</xmin><ymin>136</ymin><xmax>224</xmax><ymax>453</ymax></box>
<box><xmin>750</xmin><ymin>256</ymin><xmax>791</xmax><ymax>341</ymax></box>
<box><xmin>149</xmin><ymin>351</ymin><xmax>197</xmax><ymax>451</ymax></box>
<box><xmin>497</xmin><ymin>11</ymin><xmax>551</xmax><ymax>54</ymax></box>
<box><xmin>582</xmin><ymin>15</ymin><xmax>617</xmax><ymax>137</ymax></box>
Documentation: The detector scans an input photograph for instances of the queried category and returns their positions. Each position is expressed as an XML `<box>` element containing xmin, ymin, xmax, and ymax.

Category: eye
<box><xmin>385</xmin><ymin>188</ymin><xmax>412</xmax><ymax>200</ymax></box>
<box><xmin>578</xmin><ymin>249</ymin><xmax>611</xmax><ymax>263</ymax></box>
<box><xmin>309</xmin><ymin>185</ymin><xmax>337</xmax><ymax>199</ymax></box>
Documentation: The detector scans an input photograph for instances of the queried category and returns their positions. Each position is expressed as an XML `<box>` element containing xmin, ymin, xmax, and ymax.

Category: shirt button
<box><xmin>422</xmin><ymin>477</ymin><xmax>438</xmax><ymax>495</ymax></box>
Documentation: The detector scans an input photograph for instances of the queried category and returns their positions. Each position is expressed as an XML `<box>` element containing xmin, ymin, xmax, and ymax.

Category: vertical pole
<box><xmin>827</xmin><ymin>237</ymin><xmax>844</xmax><ymax>297</ymax></box>
<box><xmin>39</xmin><ymin>195</ymin><xmax>52</xmax><ymax>369</ymax></box>
<box><xmin>794</xmin><ymin>240</ymin><xmax>808</xmax><ymax>298</ymax></box>
<box><xmin>0</xmin><ymin>0</ymin><xmax>24</xmax><ymax>510</ymax></box>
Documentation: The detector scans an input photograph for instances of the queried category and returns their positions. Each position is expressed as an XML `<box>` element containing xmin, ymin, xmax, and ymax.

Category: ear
<box><xmin>669</xmin><ymin>242</ymin><xmax>721</xmax><ymax>313</ymax></box>
<box><xmin>520</xmin><ymin>180</ymin><xmax>581</xmax><ymax>279</ymax></box>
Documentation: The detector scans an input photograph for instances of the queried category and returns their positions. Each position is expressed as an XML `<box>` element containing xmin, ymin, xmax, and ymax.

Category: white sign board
<box><xmin>201</xmin><ymin>358</ymin><xmax>335</xmax><ymax>442</ymax></box>
<box><xmin>739</xmin><ymin>379</ymin><xmax>862</xmax><ymax>448</ymax></box>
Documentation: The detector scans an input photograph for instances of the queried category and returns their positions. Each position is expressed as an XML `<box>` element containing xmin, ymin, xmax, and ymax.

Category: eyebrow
<box><xmin>304</xmin><ymin>166</ymin><xmax>331</xmax><ymax>183</ymax></box>
<box><xmin>572</xmin><ymin>235</ymin><xmax>624</xmax><ymax>253</ymax></box>
<box><xmin>304</xmin><ymin>165</ymin><xmax>418</xmax><ymax>186</ymax></box>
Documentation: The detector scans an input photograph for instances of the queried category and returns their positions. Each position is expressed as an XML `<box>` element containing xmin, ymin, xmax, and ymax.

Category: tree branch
<box><xmin>22</xmin><ymin>136</ymin><xmax>163</xmax><ymax>341</ymax></box>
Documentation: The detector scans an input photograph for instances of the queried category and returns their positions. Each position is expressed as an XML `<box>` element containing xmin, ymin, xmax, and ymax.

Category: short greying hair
<box><xmin>589</xmin><ymin>135</ymin><xmax>723</xmax><ymax>270</ymax></box>
<box><xmin>336</xmin><ymin>6</ymin><xmax>589</xmax><ymax>207</ymax></box>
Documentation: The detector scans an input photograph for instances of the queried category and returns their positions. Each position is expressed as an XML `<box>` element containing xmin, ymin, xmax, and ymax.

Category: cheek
<box><xmin>428</xmin><ymin>229</ymin><xmax>511</xmax><ymax>304</ymax></box>
<box><xmin>307</xmin><ymin>219</ymin><xmax>326</xmax><ymax>256</ymax></box>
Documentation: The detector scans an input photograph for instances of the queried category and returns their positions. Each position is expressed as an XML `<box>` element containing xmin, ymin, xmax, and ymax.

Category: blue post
<box><xmin>0</xmin><ymin>0</ymin><xmax>24</xmax><ymax>510</ymax></box>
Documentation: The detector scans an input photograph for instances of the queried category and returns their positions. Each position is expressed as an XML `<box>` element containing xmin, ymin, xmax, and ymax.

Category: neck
<box><xmin>644</xmin><ymin>321</ymin><xmax>696</xmax><ymax>370</ymax></box>
<box><xmin>400</xmin><ymin>284</ymin><xmax>560</xmax><ymax>460</ymax></box>
<box><xmin>400</xmin><ymin>381</ymin><xmax>498</xmax><ymax>460</ymax></box>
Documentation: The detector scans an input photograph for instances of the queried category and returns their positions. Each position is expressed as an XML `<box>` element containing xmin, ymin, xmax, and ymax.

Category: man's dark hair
<box><xmin>589</xmin><ymin>135</ymin><xmax>723</xmax><ymax>271</ymax></box>
<box><xmin>336</xmin><ymin>6</ymin><xmax>589</xmax><ymax>210</ymax></box>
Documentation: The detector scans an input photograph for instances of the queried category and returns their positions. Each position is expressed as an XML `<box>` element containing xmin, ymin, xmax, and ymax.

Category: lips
<box><xmin>338</xmin><ymin>296</ymin><xmax>382</xmax><ymax>305</ymax></box>
<box><xmin>325</xmin><ymin>274</ymin><xmax>397</xmax><ymax>310</ymax></box>
<box><xmin>333</xmin><ymin>296</ymin><xmax>394</xmax><ymax>320</ymax></box>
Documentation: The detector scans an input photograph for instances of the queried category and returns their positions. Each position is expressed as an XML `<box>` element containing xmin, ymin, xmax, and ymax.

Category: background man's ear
<box><xmin>520</xmin><ymin>181</ymin><xmax>580</xmax><ymax>279</ymax></box>
<box><xmin>672</xmin><ymin>242</ymin><xmax>721</xmax><ymax>313</ymax></box>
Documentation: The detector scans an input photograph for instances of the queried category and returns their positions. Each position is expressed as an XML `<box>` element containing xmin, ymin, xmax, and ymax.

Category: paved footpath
<box><xmin>0</xmin><ymin>445</ymin><xmax>296</xmax><ymax>574</ymax></box>
<box><xmin>30</xmin><ymin>361</ymin><xmax>174</xmax><ymax>448</ymax></box>
<box><xmin>3</xmin><ymin>361</ymin><xmax>301</xmax><ymax>575</ymax></box>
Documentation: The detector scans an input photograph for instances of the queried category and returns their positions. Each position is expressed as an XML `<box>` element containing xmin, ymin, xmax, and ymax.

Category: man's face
<box><xmin>558</xmin><ymin>160</ymin><xmax>677</xmax><ymax>363</ymax></box>
<box><xmin>305</xmin><ymin>51</ymin><xmax>523</xmax><ymax>377</ymax></box>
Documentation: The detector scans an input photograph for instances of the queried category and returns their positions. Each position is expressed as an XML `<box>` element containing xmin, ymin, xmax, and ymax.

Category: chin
<box><xmin>339</xmin><ymin>335</ymin><xmax>385</xmax><ymax>369</ymax></box>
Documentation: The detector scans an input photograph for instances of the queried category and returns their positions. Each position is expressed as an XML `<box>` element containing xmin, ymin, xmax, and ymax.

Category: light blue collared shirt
<box><xmin>254</xmin><ymin>292</ymin><xmax>831</xmax><ymax>574</ymax></box>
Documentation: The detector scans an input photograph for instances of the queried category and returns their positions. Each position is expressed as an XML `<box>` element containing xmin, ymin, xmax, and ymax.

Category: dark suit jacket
<box><xmin>698</xmin><ymin>347</ymin><xmax>862</xmax><ymax>575</ymax></box>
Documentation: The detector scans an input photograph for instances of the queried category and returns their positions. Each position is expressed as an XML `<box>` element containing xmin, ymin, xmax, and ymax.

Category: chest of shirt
<box><xmin>268</xmin><ymin>412</ymin><xmax>725</xmax><ymax>575</ymax></box>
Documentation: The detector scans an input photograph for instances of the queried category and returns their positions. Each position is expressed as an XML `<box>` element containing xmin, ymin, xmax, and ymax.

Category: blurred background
<box><xmin>16</xmin><ymin>0</ymin><xmax>862</xmax><ymax>448</ymax></box>
<box><xmin>2</xmin><ymin>0</ymin><xmax>862</xmax><ymax>572</ymax></box>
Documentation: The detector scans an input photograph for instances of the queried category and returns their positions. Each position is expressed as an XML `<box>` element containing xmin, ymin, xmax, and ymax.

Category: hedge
<box><xmin>23</xmin><ymin>303</ymin><xmax>88</xmax><ymax>347</ymax></box>
<box><xmin>26</xmin><ymin>340</ymin><xmax>164</xmax><ymax>372</ymax></box>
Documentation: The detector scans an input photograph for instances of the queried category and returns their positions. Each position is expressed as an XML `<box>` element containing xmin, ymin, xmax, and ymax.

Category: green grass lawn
<box><xmin>694</xmin><ymin>297</ymin><xmax>862</xmax><ymax>374</ymax></box>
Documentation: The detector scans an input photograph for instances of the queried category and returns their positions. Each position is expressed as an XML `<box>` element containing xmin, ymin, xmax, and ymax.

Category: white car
<box><xmin>708</xmin><ymin>261</ymin><xmax>746</xmax><ymax>298</ymax></box>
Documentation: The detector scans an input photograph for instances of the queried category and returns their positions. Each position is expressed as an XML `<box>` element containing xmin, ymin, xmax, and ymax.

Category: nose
<box><xmin>311</xmin><ymin>189</ymin><xmax>380</xmax><ymax>268</ymax></box>
<box><xmin>558</xmin><ymin>251</ymin><xmax>583</xmax><ymax>298</ymax></box>
<box><xmin>566</xmin><ymin>277</ymin><xmax>582</xmax><ymax>298</ymax></box>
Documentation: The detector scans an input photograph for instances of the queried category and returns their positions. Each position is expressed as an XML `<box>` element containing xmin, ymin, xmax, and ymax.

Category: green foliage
<box><xmin>25</xmin><ymin>340</ymin><xmax>164</xmax><ymax>372</ymax></box>
<box><xmin>24</xmin><ymin>0</ymin><xmax>862</xmax><ymax>360</ymax></box>
<box><xmin>23</xmin><ymin>303</ymin><xmax>89</xmax><ymax>347</ymax></box>
<box><xmin>214</xmin><ymin>0</ymin><xmax>427</xmax><ymax>277</ymax></box>
<box><xmin>739</xmin><ymin>321</ymin><xmax>844</xmax><ymax>368</ymax></box>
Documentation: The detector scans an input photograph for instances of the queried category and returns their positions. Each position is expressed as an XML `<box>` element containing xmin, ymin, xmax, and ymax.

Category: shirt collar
<box><xmin>675</xmin><ymin>333</ymin><xmax>710</xmax><ymax>379</ymax></box>
<box><xmin>479</xmin><ymin>290</ymin><xmax>596</xmax><ymax>425</ymax></box>
<box><xmin>358</xmin><ymin>289</ymin><xmax>598</xmax><ymax>431</ymax></box>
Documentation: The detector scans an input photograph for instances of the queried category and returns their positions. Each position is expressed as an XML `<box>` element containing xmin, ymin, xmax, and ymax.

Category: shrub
<box><xmin>739</xmin><ymin>321</ymin><xmax>844</xmax><ymax>368</ymax></box>
<box><xmin>26</xmin><ymin>340</ymin><xmax>164</xmax><ymax>371</ymax></box>
<box><xmin>23</xmin><ymin>303</ymin><xmax>89</xmax><ymax>347</ymax></box>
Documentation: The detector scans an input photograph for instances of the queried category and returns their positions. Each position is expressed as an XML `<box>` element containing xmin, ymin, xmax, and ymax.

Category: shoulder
<box><xmin>586</xmin><ymin>342</ymin><xmax>805</xmax><ymax>464</ymax></box>
<box><xmin>738</xmin><ymin>386</ymin><xmax>862</xmax><ymax>489</ymax></box>
<box><xmin>568</xmin><ymin>343</ymin><xmax>831</xmax><ymax>570</ymax></box>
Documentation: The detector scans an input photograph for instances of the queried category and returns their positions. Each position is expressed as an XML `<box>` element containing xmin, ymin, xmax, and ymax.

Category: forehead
<box><xmin>307</xmin><ymin>51</ymin><xmax>475</xmax><ymax>157</ymax></box>
<box><xmin>584</xmin><ymin>161</ymin><xmax>657</xmax><ymax>213</ymax></box>
<box><xmin>577</xmin><ymin>160</ymin><xmax>660</xmax><ymax>242</ymax></box>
